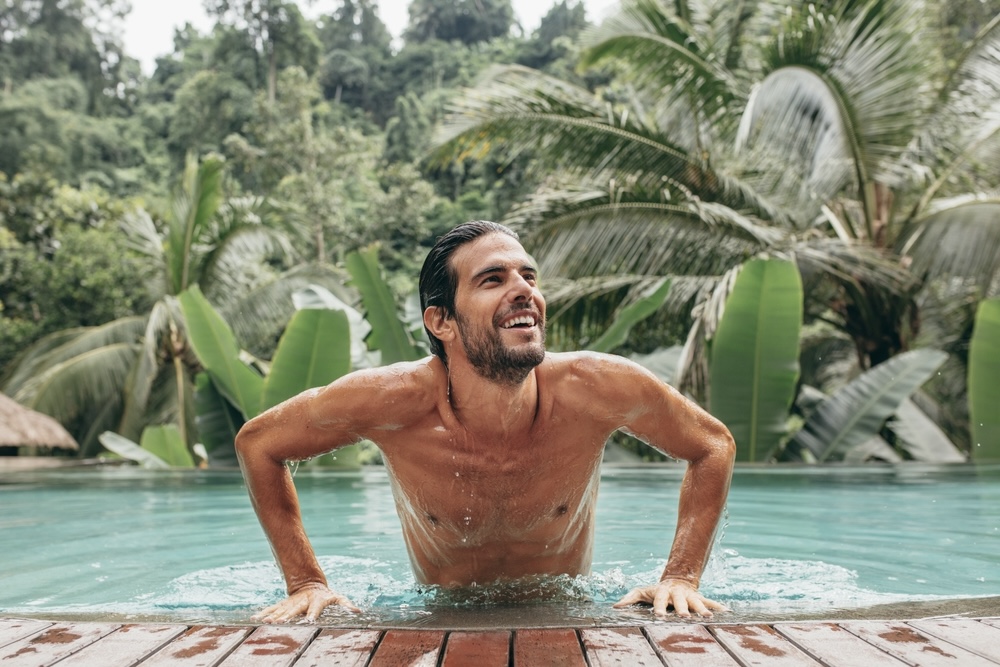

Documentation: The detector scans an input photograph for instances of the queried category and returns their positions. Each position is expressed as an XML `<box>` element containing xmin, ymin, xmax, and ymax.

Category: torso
<box><xmin>357</xmin><ymin>353</ymin><xmax>617</xmax><ymax>586</ymax></box>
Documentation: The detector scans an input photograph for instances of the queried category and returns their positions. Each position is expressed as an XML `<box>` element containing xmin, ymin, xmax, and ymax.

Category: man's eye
<box><xmin>483</xmin><ymin>276</ymin><xmax>501</xmax><ymax>284</ymax></box>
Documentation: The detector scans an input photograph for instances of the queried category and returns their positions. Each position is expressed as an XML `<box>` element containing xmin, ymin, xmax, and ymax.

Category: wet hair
<box><xmin>419</xmin><ymin>221</ymin><xmax>518</xmax><ymax>363</ymax></box>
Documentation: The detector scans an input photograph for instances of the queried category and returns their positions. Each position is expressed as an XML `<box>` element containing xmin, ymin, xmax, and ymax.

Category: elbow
<box><xmin>713</xmin><ymin>425</ymin><xmax>737</xmax><ymax>470</ymax></box>
<box><xmin>234</xmin><ymin>417</ymin><xmax>262</xmax><ymax>463</ymax></box>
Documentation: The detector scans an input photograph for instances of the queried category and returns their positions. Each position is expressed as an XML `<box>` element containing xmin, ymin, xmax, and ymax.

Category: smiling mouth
<box><xmin>501</xmin><ymin>314</ymin><xmax>538</xmax><ymax>329</ymax></box>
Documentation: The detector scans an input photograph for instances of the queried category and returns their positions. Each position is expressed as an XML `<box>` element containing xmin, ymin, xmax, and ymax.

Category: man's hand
<box><xmin>613</xmin><ymin>579</ymin><xmax>727</xmax><ymax>618</ymax></box>
<box><xmin>252</xmin><ymin>583</ymin><xmax>360</xmax><ymax>624</ymax></box>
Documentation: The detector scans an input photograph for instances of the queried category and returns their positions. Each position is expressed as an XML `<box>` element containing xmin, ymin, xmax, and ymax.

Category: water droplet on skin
<box><xmin>455</xmin><ymin>471</ymin><xmax>460</xmax><ymax>477</ymax></box>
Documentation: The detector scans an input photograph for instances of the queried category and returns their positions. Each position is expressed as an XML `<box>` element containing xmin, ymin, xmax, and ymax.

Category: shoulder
<box><xmin>306</xmin><ymin>356</ymin><xmax>445</xmax><ymax>428</ymax></box>
<box><xmin>539</xmin><ymin>351</ymin><xmax>668</xmax><ymax>417</ymax></box>
<box><xmin>541</xmin><ymin>350</ymin><xmax>658</xmax><ymax>385</ymax></box>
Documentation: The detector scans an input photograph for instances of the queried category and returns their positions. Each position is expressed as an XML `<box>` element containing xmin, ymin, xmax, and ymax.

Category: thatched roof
<box><xmin>0</xmin><ymin>392</ymin><xmax>78</xmax><ymax>450</ymax></box>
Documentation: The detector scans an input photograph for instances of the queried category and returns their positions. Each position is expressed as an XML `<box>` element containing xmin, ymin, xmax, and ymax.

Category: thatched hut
<box><xmin>0</xmin><ymin>392</ymin><xmax>78</xmax><ymax>453</ymax></box>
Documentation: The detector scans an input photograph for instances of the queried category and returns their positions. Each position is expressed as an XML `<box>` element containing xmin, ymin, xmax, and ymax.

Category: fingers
<box><xmin>612</xmin><ymin>588</ymin><xmax>646</xmax><ymax>609</ymax></box>
<box><xmin>613</xmin><ymin>583</ymin><xmax>727</xmax><ymax>619</ymax></box>
<box><xmin>254</xmin><ymin>588</ymin><xmax>361</xmax><ymax>624</ymax></box>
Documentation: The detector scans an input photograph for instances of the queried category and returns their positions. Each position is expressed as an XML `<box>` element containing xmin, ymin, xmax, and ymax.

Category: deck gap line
<box><xmin>772</xmin><ymin>623</ymin><xmax>872</xmax><ymax>667</ymax></box>
<box><xmin>216</xmin><ymin>625</ymin><xmax>254</xmax><ymax>666</ymax></box>
<box><xmin>905</xmin><ymin>619</ymin><xmax>1000</xmax><ymax>664</ymax></box>
<box><xmin>833</xmin><ymin>622</ymin><xmax>921</xmax><ymax>667</ymax></box>
<box><xmin>572</xmin><ymin>627</ymin><xmax>594</xmax><ymax>667</ymax></box>
<box><xmin>704</xmin><ymin>623</ymin><xmax>755</xmax><ymax>667</ymax></box>
<box><xmin>359</xmin><ymin>629</ymin><xmax>385</xmax><ymax>667</ymax></box>
<box><xmin>436</xmin><ymin>630</ymin><xmax>451</xmax><ymax>667</ymax></box>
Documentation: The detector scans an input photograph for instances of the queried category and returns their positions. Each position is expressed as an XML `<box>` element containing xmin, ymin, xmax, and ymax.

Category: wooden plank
<box><xmin>368</xmin><ymin>630</ymin><xmax>444</xmax><ymax>667</ymax></box>
<box><xmin>840</xmin><ymin>621</ymin><xmax>1000</xmax><ymax>666</ymax></box>
<box><xmin>775</xmin><ymin>622</ymin><xmax>907</xmax><ymax>666</ymax></box>
<box><xmin>293</xmin><ymin>629</ymin><xmax>381</xmax><ymax>667</ymax></box>
<box><xmin>513</xmin><ymin>628</ymin><xmax>586</xmax><ymax>667</ymax></box>
<box><xmin>0</xmin><ymin>622</ymin><xmax>118</xmax><ymax>667</ymax></box>
<box><xmin>441</xmin><ymin>631</ymin><xmax>510</xmax><ymax>667</ymax></box>
<box><xmin>50</xmin><ymin>624</ymin><xmax>188</xmax><ymax>667</ymax></box>
<box><xmin>0</xmin><ymin>619</ymin><xmax>52</xmax><ymax>649</ymax></box>
<box><xmin>645</xmin><ymin>624</ymin><xmax>741</xmax><ymax>667</ymax></box>
<box><xmin>711</xmin><ymin>624</ymin><xmax>821</xmax><ymax>666</ymax></box>
<box><xmin>139</xmin><ymin>625</ymin><xmax>252</xmax><ymax>667</ymax></box>
<box><xmin>910</xmin><ymin>619</ymin><xmax>1000</xmax><ymax>662</ymax></box>
<box><xmin>580</xmin><ymin>627</ymin><xmax>663</xmax><ymax>667</ymax></box>
<box><xmin>218</xmin><ymin>625</ymin><xmax>317</xmax><ymax>667</ymax></box>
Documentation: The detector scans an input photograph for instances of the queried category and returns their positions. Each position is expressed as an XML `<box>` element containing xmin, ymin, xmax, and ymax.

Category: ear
<box><xmin>423</xmin><ymin>306</ymin><xmax>456</xmax><ymax>342</ymax></box>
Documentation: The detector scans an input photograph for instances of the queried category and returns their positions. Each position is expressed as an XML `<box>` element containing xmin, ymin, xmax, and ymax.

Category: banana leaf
<box><xmin>346</xmin><ymin>246</ymin><xmax>422</xmax><ymax>364</ymax></box>
<box><xmin>140</xmin><ymin>424</ymin><xmax>195</xmax><ymax>467</ymax></box>
<box><xmin>969</xmin><ymin>299</ymin><xmax>1000</xmax><ymax>460</ymax></box>
<box><xmin>709</xmin><ymin>259</ymin><xmax>802</xmax><ymax>461</ymax></box>
<box><xmin>193</xmin><ymin>372</ymin><xmax>243</xmax><ymax>466</ymax></box>
<box><xmin>260</xmin><ymin>309</ymin><xmax>351</xmax><ymax>411</ymax></box>
<box><xmin>888</xmin><ymin>398</ymin><xmax>965</xmax><ymax>462</ymax></box>
<box><xmin>98</xmin><ymin>431</ymin><xmax>169</xmax><ymax>469</ymax></box>
<box><xmin>789</xmin><ymin>349</ymin><xmax>948</xmax><ymax>462</ymax></box>
<box><xmin>178</xmin><ymin>285</ymin><xmax>264</xmax><ymax>419</ymax></box>
<box><xmin>590</xmin><ymin>278</ymin><xmax>672</xmax><ymax>353</ymax></box>
<box><xmin>293</xmin><ymin>285</ymin><xmax>376</xmax><ymax>369</ymax></box>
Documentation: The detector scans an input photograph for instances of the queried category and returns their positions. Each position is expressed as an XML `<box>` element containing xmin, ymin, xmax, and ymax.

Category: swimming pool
<box><xmin>2</xmin><ymin>464</ymin><xmax>998</xmax><ymax>627</ymax></box>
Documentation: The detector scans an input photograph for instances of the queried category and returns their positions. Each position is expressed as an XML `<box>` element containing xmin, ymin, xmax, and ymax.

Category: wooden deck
<box><xmin>2</xmin><ymin>617</ymin><xmax>999</xmax><ymax>666</ymax></box>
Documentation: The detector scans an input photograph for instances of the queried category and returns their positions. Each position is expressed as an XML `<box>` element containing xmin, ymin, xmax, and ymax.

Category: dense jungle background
<box><xmin>2</xmin><ymin>0</ymin><xmax>999</xmax><ymax>466</ymax></box>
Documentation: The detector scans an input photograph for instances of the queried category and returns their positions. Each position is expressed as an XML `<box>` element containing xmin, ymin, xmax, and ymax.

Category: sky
<box><xmin>122</xmin><ymin>0</ymin><xmax>622</xmax><ymax>75</ymax></box>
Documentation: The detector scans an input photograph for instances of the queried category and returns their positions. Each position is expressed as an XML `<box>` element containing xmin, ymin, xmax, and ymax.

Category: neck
<box><xmin>446</xmin><ymin>363</ymin><xmax>539</xmax><ymax>440</ymax></box>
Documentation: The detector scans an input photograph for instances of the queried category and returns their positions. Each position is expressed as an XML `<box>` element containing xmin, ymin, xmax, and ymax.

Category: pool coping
<box><xmin>3</xmin><ymin>615</ymin><xmax>1000</xmax><ymax>665</ymax></box>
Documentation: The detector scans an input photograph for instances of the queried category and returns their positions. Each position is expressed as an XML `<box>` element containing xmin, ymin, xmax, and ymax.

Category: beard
<box><xmin>455</xmin><ymin>309</ymin><xmax>546</xmax><ymax>386</ymax></box>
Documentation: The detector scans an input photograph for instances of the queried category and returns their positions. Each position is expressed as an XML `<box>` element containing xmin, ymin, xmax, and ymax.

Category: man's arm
<box><xmin>592</xmin><ymin>355</ymin><xmax>736</xmax><ymax>617</ymax></box>
<box><xmin>234</xmin><ymin>370</ymin><xmax>396</xmax><ymax>622</ymax></box>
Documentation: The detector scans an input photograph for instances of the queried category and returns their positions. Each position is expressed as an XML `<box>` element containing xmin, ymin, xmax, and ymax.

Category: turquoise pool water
<box><xmin>1</xmin><ymin>464</ymin><xmax>998</xmax><ymax>626</ymax></box>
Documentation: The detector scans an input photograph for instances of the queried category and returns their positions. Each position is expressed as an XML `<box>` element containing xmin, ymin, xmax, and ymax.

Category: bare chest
<box><xmin>379</xmin><ymin>424</ymin><xmax>606</xmax><ymax>541</ymax></box>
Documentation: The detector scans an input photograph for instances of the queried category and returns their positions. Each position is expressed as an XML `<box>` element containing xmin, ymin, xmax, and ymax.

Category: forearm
<box><xmin>238</xmin><ymin>444</ymin><xmax>328</xmax><ymax>594</ymax></box>
<box><xmin>662</xmin><ymin>437</ymin><xmax>734</xmax><ymax>585</ymax></box>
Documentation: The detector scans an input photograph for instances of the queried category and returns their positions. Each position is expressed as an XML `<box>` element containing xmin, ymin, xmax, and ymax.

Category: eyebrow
<box><xmin>471</xmin><ymin>263</ymin><xmax>537</xmax><ymax>282</ymax></box>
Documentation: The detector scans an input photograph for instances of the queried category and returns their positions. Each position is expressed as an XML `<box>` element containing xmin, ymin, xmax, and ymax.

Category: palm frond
<box><xmin>906</xmin><ymin>22</ymin><xmax>1000</xmax><ymax>216</ymax></box>
<box><xmin>14</xmin><ymin>343</ymin><xmax>139</xmax><ymax>425</ymax></box>
<box><xmin>200</xmin><ymin>226</ymin><xmax>298</xmax><ymax>303</ymax></box>
<box><xmin>118</xmin><ymin>299</ymin><xmax>182</xmax><ymax>441</ymax></box>
<box><xmin>525</xmin><ymin>202</ymin><xmax>769</xmax><ymax>280</ymax></box>
<box><xmin>166</xmin><ymin>153</ymin><xmax>225</xmax><ymax>294</ymax></box>
<box><xmin>580</xmin><ymin>0</ymin><xmax>744</xmax><ymax>131</ymax></box>
<box><xmin>743</xmin><ymin>0</ymin><xmax>938</xmax><ymax>231</ymax></box>
<box><xmin>899</xmin><ymin>196</ymin><xmax>1000</xmax><ymax>294</ymax></box>
<box><xmin>2</xmin><ymin>317</ymin><xmax>147</xmax><ymax>397</ymax></box>
<box><xmin>218</xmin><ymin>263</ymin><xmax>355</xmax><ymax>358</ymax></box>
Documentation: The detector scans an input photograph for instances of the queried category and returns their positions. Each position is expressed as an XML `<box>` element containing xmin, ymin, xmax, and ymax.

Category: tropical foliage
<box><xmin>431</xmin><ymin>0</ymin><xmax>1000</xmax><ymax>459</ymax></box>
<box><xmin>2</xmin><ymin>0</ymin><xmax>998</xmax><ymax>465</ymax></box>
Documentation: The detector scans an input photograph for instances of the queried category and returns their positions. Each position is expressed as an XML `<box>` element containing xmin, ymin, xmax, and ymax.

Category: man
<box><xmin>235</xmin><ymin>221</ymin><xmax>736</xmax><ymax>623</ymax></box>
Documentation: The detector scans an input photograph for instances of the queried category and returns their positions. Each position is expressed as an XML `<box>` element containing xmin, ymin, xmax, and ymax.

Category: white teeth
<box><xmin>502</xmin><ymin>315</ymin><xmax>535</xmax><ymax>328</ymax></box>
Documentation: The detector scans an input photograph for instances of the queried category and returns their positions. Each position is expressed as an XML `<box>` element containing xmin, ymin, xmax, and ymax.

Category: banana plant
<box><xmin>180</xmin><ymin>284</ymin><xmax>354</xmax><ymax>419</ymax></box>
<box><xmin>99</xmin><ymin>427</ymin><xmax>199</xmax><ymax>469</ymax></box>
<box><xmin>969</xmin><ymin>298</ymin><xmax>1000</xmax><ymax>460</ymax></box>
<box><xmin>588</xmin><ymin>278</ymin><xmax>672</xmax><ymax>353</ymax></box>
<box><xmin>709</xmin><ymin>259</ymin><xmax>802</xmax><ymax>462</ymax></box>
<box><xmin>346</xmin><ymin>245</ymin><xmax>425</xmax><ymax>363</ymax></box>
<box><xmin>787</xmin><ymin>349</ymin><xmax>949</xmax><ymax>462</ymax></box>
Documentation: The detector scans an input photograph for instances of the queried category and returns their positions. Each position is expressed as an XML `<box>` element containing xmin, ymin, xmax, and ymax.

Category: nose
<box><xmin>509</xmin><ymin>273</ymin><xmax>533</xmax><ymax>302</ymax></box>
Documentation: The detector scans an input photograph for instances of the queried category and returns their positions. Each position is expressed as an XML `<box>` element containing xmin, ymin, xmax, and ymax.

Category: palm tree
<box><xmin>1</xmin><ymin>154</ymin><xmax>347</xmax><ymax>456</ymax></box>
<box><xmin>430</xmin><ymin>0</ymin><xmax>1000</xmax><ymax>400</ymax></box>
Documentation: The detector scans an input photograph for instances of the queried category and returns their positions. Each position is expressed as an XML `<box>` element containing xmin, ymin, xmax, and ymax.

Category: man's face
<box><xmin>449</xmin><ymin>233</ymin><xmax>546</xmax><ymax>385</ymax></box>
